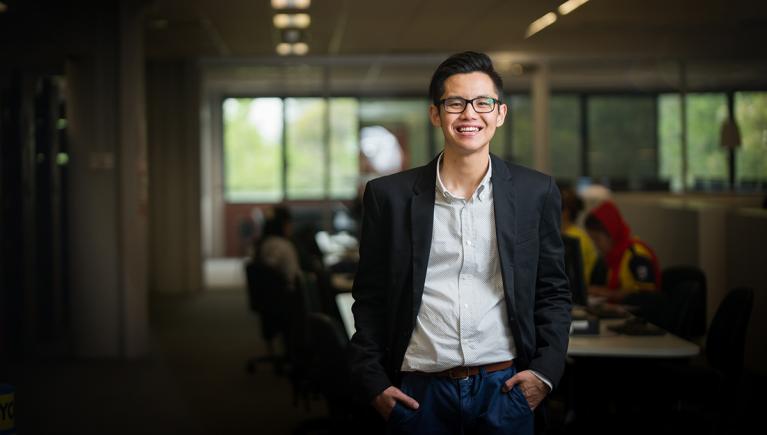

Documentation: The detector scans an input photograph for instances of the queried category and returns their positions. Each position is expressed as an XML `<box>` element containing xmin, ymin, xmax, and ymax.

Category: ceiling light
<box><xmin>276</xmin><ymin>43</ymin><xmax>292</xmax><ymax>56</ymax></box>
<box><xmin>525</xmin><ymin>12</ymin><xmax>557</xmax><ymax>38</ymax></box>
<box><xmin>271</xmin><ymin>0</ymin><xmax>311</xmax><ymax>9</ymax></box>
<box><xmin>275</xmin><ymin>42</ymin><xmax>309</xmax><ymax>56</ymax></box>
<box><xmin>558</xmin><ymin>0</ymin><xmax>589</xmax><ymax>16</ymax></box>
<box><xmin>273</xmin><ymin>13</ymin><xmax>311</xmax><ymax>29</ymax></box>
<box><xmin>0</xmin><ymin>2</ymin><xmax>7</xmax><ymax>13</ymax></box>
<box><xmin>293</xmin><ymin>42</ymin><xmax>309</xmax><ymax>55</ymax></box>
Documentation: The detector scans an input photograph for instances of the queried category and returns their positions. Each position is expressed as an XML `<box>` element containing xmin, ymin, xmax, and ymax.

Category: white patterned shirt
<box><xmin>401</xmin><ymin>153</ymin><xmax>517</xmax><ymax>372</ymax></box>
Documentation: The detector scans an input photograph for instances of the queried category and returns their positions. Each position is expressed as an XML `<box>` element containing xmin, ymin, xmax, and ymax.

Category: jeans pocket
<box><xmin>507</xmin><ymin>386</ymin><xmax>533</xmax><ymax>416</ymax></box>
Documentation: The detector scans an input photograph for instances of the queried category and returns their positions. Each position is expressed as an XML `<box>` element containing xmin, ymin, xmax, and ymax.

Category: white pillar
<box><xmin>532</xmin><ymin>63</ymin><xmax>551</xmax><ymax>174</ymax></box>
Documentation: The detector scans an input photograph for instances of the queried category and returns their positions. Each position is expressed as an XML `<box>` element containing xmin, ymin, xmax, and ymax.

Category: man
<box><xmin>348</xmin><ymin>51</ymin><xmax>571</xmax><ymax>434</ymax></box>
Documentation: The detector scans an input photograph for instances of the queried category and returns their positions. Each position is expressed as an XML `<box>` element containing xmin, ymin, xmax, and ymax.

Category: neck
<box><xmin>440</xmin><ymin>148</ymin><xmax>489</xmax><ymax>199</ymax></box>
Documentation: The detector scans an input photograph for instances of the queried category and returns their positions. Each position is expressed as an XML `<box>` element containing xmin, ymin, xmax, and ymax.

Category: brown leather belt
<box><xmin>414</xmin><ymin>360</ymin><xmax>514</xmax><ymax>380</ymax></box>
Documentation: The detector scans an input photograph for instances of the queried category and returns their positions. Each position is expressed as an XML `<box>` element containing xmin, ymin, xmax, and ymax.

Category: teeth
<box><xmin>458</xmin><ymin>127</ymin><xmax>479</xmax><ymax>132</ymax></box>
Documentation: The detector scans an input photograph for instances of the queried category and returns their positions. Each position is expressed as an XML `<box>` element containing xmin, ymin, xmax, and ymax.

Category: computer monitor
<box><xmin>562</xmin><ymin>235</ymin><xmax>588</xmax><ymax>306</ymax></box>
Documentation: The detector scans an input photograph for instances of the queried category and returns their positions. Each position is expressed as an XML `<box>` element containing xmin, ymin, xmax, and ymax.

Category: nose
<box><xmin>459</xmin><ymin>102</ymin><xmax>478</xmax><ymax>118</ymax></box>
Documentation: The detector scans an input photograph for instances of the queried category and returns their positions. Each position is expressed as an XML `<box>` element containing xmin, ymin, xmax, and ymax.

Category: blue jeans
<box><xmin>387</xmin><ymin>366</ymin><xmax>534</xmax><ymax>435</ymax></box>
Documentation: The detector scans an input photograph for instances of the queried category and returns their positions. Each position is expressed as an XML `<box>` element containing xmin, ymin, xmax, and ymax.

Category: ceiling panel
<box><xmin>146</xmin><ymin>0</ymin><xmax>767</xmax><ymax>59</ymax></box>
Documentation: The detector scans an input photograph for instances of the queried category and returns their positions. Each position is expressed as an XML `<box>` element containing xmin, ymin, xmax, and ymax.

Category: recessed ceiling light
<box><xmin>0</xmin><ymin>2</ymin><xmax>8</xmax><ymax>13</ymax></box>
<box><xmin>271</xmin><ymin>0</ymin><xmax>311</xmax><ymax>10</ymax></box>
<box><xmin>276</xmin><ymin>43</ymin><xmax>292</xmax><ymax>56</ymax></box>
<box><xmin>293</xmin><ymin>42</ymin><xmax>309</xmax><ymax>56</ymax></box>
<box><xmin>525</xmin><ymin>12</ymin><xmax>557</xmax><ymax>38</ymax></box>
<box><xmin>275</xmin><ymin>42</ymin><xmax>309</xmax><ymax>56</ymax></box>
<box><xmin>273</xmin><ymin>13</ymin><xmax>311</xmax><ymax>29</ymax></box>
<box><xmin>558</xmin><ymin>0</ymin><xmax>589</xmax><ymax>16</ymax></box>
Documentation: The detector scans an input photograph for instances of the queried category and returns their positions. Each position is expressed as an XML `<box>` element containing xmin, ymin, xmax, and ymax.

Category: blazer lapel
<box><xmin>410</xmin><ymin>156</ymin><xmax>438</xmax><ymax>326</ymax></box>
<box><xmin>490</xmin><ymin>154</ymin><xmax>518</xmax><ymax>321</ymax></box>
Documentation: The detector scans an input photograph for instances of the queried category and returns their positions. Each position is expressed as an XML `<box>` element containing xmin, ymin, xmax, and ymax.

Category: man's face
<box><xmin>429</xmin><ymin>71</ymin><xmax>507</xmax><ymax>156</ymax></box>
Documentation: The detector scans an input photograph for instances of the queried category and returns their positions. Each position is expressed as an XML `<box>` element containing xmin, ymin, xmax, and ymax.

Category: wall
<box><xmin>1</xmin><ymin>0</ymin><xmax>150</xmax><ymax>358</ymax></box>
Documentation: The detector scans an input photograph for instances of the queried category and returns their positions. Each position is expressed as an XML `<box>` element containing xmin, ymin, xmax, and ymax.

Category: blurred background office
<box><xmin>1</xmin><ymin>0</ymin><xmax>766</xmax><ymax>434</ymax></box>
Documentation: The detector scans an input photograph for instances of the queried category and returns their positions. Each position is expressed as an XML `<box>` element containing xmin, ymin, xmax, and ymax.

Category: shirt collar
<box><xmin>435</xmin><ymin>152</ymin><xmax>492</xmax><ymax>202</ymax></box>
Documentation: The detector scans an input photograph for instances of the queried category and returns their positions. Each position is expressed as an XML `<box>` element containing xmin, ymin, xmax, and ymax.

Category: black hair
<box><xmin>584</xmin><ymin>213</ymin><xmax>606</xmax><ymax>234</ymax></box>
<box><xmin>262</xmin><ymin>205</ymin><xmax>292</xmax><ymax>238</ymax></box>
<box><xmin>428</xmin><ymin>51</ymin><xmax>504</xmax><ymax>106</ymax></box>
<box><xmin>560</xmin><ymin>186</ymin><xmax>584</xmax><ymax>220</ymax></box>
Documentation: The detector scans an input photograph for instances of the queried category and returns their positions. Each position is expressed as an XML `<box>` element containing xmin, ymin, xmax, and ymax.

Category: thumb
<box><xmin>394</xmin><ymin>390</ymin><xmax>420</xmax><ymax>410</ymax></box>
<box><xmin>502</xmin><ymin>374</ymin><xmax>521</xmax><ymax>393</ymax></box>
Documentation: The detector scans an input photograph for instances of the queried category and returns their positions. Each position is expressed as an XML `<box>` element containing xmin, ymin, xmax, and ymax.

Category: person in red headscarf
<box><xmin>584</xmin><ymin>201</ymin><xmax>661</xmax><ymax>302</ymax></box>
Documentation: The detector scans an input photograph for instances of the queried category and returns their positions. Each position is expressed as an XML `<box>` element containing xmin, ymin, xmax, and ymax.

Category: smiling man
<box><xmin>348</xmin><ymin>51</ymin><xmax>572</xmax><ymax>434</ymax></box>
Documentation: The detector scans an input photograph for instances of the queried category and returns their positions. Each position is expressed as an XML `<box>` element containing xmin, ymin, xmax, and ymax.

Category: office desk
<box><xmin>568</xmin><ymin>318</ymin><xmax>700</xmax><ymax>358</ymax></box>
<box><xmin>336</xmin><ymin>293</ymin><xmax>700</xmax><ymax>359</ymax></box>
<box><xmin>336</xmin><ymin>292</ymin><xmax>356</xmax><ymax>338</ymax></box>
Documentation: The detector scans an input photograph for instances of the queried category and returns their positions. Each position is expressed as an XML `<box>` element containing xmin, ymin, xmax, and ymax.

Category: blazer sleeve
<box><xmin>347</xmin><ymin>181</ymin><xmax>393</xmax><ymax>402</ymax></box>
<box><xmin>528</xmin><ymin>177</ymin><xmax>572</xmax><ymax>388</ymax></box>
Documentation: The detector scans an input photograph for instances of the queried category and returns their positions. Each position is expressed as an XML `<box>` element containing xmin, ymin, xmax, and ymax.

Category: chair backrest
<box><xmin>706</xmin><ymin>287</ymin><xmax>754</xmax><ymax>376</ymax></box>
<box><xmin>562</xmin><ymin>235</ymin><xmax>588</xmax><ymax>306</ymax></box>
<box><xmin>244</xmin><ymin>260</ymin><xmax>290</xmax><ymax>341</ymax></box>
<box><xmin>662</xmin><ymin>265</ymin><xmax>707</xmax><ymax>338</ymax></box>
<box><xmin>303</xmin><ymin>313</ymin><xmax>350</xmax><ymax>392</ymax></box>
<box><xmin>244</xmin><ymin>260</ymin><xmax>261</xmax><ymax>312</ymax></box>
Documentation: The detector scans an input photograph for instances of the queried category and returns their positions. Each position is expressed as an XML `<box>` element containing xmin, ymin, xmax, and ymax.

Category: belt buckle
<box><xmin>449</xmin><ymin>366</ymin><xmax>470</xmax><ymax>380</ymax></box>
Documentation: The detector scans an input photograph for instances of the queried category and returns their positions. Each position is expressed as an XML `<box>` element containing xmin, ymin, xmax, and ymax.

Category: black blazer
<box><xmin>348</xmin><ymin>154</ymin><xmax>572</xmax><ymax>402</ymax></box>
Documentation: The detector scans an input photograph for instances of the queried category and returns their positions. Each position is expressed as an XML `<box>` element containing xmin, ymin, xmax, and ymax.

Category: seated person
<box><xmin>584</xmin><ymin>200</ymin><xmax>661</xmax><ymax>303</ymax></box>
<box><xmin>255</xmin><ymin>205</ymin><xmax>302</xmax><ymax>291</ymax></box>
<box><xmin>560</xmin><ymin>185</ymin><xmax>601</xmax><ymax>286</ymax></box>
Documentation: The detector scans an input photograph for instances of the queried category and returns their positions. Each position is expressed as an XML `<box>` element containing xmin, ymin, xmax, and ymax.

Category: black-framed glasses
<box><xmin>438</xmin><ymin>97</ymin><xmax>500</xmax><ymax>113</ymax></box>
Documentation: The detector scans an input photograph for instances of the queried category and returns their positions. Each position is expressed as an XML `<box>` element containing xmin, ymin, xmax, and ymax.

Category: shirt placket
<box><xmin>458</xmin><ymin>198</ymin><xmax>476</xmax><ymax>363</ymax></box>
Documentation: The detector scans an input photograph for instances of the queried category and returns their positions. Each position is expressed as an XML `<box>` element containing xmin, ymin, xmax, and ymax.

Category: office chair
<box><xmin>662</xmin><ymin>286</ymin><xmax>754</xmax><ymax>434</ymax></box>
<box><xmin>704</xmin><ymin>286</ymin><xmax>754</xmax><ymax>379</ymax></box>
<box><xmin>661</xmin><ymin>265</ymin><xmax>707</xmax><ymax>339</ymax></box>
<box><xmin>244</xmin><ymin>260</ymin><xmax>290</xmax><ymax>374</ymax></box>
<box><xmin>293</xmin><ymin>312</ymin><xmax>353</xmax><ymax>434</ymax></box>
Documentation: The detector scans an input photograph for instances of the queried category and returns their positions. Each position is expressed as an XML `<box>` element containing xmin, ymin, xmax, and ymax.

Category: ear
<box><xmin>429</xmin><ymin>104</ymin><xmax>442</xmax><ymax>127</ymax></box>
<box><xmin>496</xmin><ymin>103</ymin><xmax>508</xmax><ymax>127</ymax></box>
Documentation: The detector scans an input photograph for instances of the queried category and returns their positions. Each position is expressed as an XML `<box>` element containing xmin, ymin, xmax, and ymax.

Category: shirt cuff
<box><xmin>529</xmin><ymin>370</ymin><xmax>553</xmax><ymax>392</ymax></box>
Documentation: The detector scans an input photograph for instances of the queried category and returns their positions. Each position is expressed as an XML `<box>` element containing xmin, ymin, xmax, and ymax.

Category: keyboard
<box><xmin>607</xmin><ymin>317</ymin><xmax>666</xmax><ymax>336</ymax></box>
<box><xmin>585</xmin><ymin>303</ymin><xmax>630</xmax><ymax>319</ymax></box>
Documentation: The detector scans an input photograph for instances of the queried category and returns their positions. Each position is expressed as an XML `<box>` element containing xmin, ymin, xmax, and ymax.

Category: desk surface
<box><xmin>568</xmin><ymin>318</ymin><xmax>699</xmax><ymax>358</ymax></box>
<box><xmin>335</xmin><ymin>294</ymin><xmax>700</xmax><ymax>359</ymax></box>
<box><xmin>336</xmin><ymin>292</ymin><xmax>356</xmax><ymax>338</ymax></box>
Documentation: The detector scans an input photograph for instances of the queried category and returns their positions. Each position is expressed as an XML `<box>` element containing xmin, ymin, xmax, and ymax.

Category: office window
<box><xmin>285</xmin><ymin>98</ymin><xmax>326</xmax><ymax>199</ymax></box>
<box><xmin>330</xmin><ymin>98</ymin><xmax>359</xmax><ymax>198</ymax></box>
<box><xmin>360</xmin><ymin>99</ymin><xmax>430</xmax><ymax>169</ymax></box>
<box><xmin>735</xmin><ymin>92</ymin><xmax>767</xmax><ymax>187</ymax></box>
<box><xmin>223</xmin><ymin>98</ymin><xmax>283</xmax><ymax>202</ymax></box>
<box><xmin>509</xmin><ymin>95</ymin><xmax>533</xmax><ymax>167</ymax></box>
<box><xmin>550</xmin><ymin>95</ymin><xmax>581</xmax><ymax>180</ymax></box>
<box><xmin>224</xmin><ymin>97</ymin><xmax>360</xmax><ymax>202</ymax></box>
<box><xmin>687</xmin><ymin>93</ymin><xmax>728</xmax><ymax>189</ymax></box>
<box><xmin>658</xmin><ymin>94</ymin><xmax>683</xmax><ymax>191</ymax></box>
<box><xmin>508</xmin><ymin>95</ymin><xmax>582</xmax><ymax>177</ymax></box>
<box><xmin>588</xmin><ymin>96</ymin><xmax>656</xmax><ymax>185</ymax></box>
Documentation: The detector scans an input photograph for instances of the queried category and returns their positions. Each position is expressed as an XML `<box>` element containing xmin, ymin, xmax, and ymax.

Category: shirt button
<box><xmin>464</xmin><ymin>304</ymin><xmax>469</xmax><ymax>308</ymax></box>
